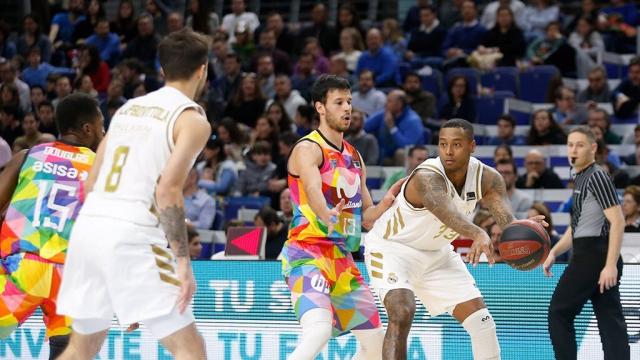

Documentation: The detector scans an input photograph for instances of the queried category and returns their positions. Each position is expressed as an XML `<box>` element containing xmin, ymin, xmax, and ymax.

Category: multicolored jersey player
<box><xmin>282</xmin><ymin>75</ymin><xmax>403</xmax><ymax>360</ymax></box>
<box><xmin>0</xmin><ymin>94</ymin><xmax>104</xmax><ymax>360</ymax></box>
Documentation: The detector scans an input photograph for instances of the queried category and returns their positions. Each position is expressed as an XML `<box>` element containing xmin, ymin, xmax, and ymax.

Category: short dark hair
<box><xmin>310</xmin><ymin>74</ymin><xmax>351</xmax><ymax>106</ymax></box>
<box><xmin>630</xmin><ymin>55</ymin><xmax>640</xmax><ymax>69</ymax></box>
<box><xmin>38</xmin><ymin>100</ymin><xmax>53</xmax><ymax>111</ymax></box>
<box><xmin>296</xmin><ymin>104</ymin><xmax>315</xmax><ymax>122</ymax></box>
<box><xmin>158</xmin><ymin>28</ymin><xmax>210</xmax><ymax>81</ymax></box>
<box><xmin>497</xmin><ymin>114</ymin><xmax>516</xmax><ymax>127</ymax></box>
<box><xmin>568</xmin><ymin>125</ymin><xmax>596</xmax><ymax>144</ymax></box>
<box><xmin>255</xmin><ymin>206</ymin><xmax>281</xmax><ymax>226</ymax></box>
<box><xmin>279</xmin><ymin>131</ymin><xmax>300</xmax><ymax>147</ymax></box>
<box><xmin>408</xmin><ymin>145</ymin><xmax>427</xmax><ymax>157</ymax></box>
<box><xmin>419</xmin><ymin>5</ymin><xmax>437</xmax><ymax>14</ymax></box>
<box><xmin>441</xmin><ymin>118</ymin><xmax>475</xmax><ymax>139</ymax></box>
<box><xmin>404</xmin><ymin>71</ymin><xmax>421</xmax><ymax>83</ymax></box>
<box><xmin>251</xmin><ymin>141</ymin><xmax>272</xmax><ymax>155</ymax></box>
<box><xmin>121</xmin><ymin>58</ymin><xmax>144</xmax><ymax>73</ymax></box>
<box><xmin>55</xmin><ymin>93</ymin><xmax>101</xmax><ymax>135</ymax></box>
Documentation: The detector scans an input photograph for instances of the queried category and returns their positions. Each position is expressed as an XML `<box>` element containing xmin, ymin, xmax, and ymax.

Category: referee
<box><xmin>543</xmin><ymin>126</ymin><xmax>629</xmax><ymax>360</ymax></box>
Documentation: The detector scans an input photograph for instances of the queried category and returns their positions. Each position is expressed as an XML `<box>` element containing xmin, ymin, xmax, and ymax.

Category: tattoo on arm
<box><xmin>482</xmin><ymin>167</ymin><xmax>515</xmax><ymax>229</ymax></box>
<box><xmin>414</xmin><ymin>170</ymin><xmax>485</xmax><ymax>239</ymax></box>
<box><xmin>158</xmin><ymin>205</ymin><xmax>189</xmax><ymax>257</ymax></box>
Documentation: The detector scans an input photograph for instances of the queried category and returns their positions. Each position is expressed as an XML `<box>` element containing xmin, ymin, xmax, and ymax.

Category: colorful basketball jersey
<box><xmin>0</xmin><ymin>142</ymin><xmax>95</xmax><ymax>263</ymax></box>
<box><xmin>287</xmin><ymin>130</ymin><xmax>363</xmax><ymax>251</ymax></box>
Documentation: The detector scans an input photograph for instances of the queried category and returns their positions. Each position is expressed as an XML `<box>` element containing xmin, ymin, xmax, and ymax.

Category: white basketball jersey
<box><xmin>368</xmin><ymin>157</ymin><xmax>484</xmax><ymax>251</ymax></box>
<box><xmin>80</xmin><ymin>86</ymin><xmax>204</xmax><ymax>225</ymax></box>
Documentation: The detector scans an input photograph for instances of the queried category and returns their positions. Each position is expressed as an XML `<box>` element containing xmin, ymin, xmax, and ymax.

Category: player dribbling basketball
<box><xmin>364</xmin><ymin>119</ymin><xmax>547</xmax><ymax>359</ymax></box>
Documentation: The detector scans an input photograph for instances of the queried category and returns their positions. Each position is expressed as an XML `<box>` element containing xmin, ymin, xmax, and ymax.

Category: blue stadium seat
<box><xmin>223</xmin><ymin>196</ymin><xmax>271</xmax><ymax>223</ymax></box>
<box><xmin>604</xmin><ymin>62</ymin><xmax>628</xmax><ymax>79</ymax></box>
<box><xmin>519</xmin><ymin>66</ymin><xmax>559</xmax><ymax>103</ymax></box>
<box><xmin>446</xmin><ymin>67</ymin><xmax>479</xmax><ymax>95</ymax></box>
<box><xmin>611</xmin><ymin>115</ymin><xmax>638</xmax><ymax>124</ymax></box>
<box><xmin>475</xmin><ymin>91</ymin><xmax>514</xmax><ymax>124</ymax></box>
<box><xmin>480</xmin><ymin>67</ymin><xmax>519</xmax><ymax>95</ymax></box>
<box><xmin>420</xmin><ymin>69</ymin><xmax>443</xmax><ymax>99</ymax></box>
<box><xmin>398</xmin><ymin>62</ymin><xmax>412</xmax><ymax>80</ymax></box>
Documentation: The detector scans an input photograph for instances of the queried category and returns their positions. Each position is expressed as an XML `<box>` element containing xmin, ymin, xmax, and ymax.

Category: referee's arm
<box><xmin>544</xmin><ymin>226</ymin><xmax>572</xmax><ymax>277</ymax></box>
<box><xmin>601</xmin><ymin>206</ymin><xmax>625</xmax><ymax>293</ymax></box>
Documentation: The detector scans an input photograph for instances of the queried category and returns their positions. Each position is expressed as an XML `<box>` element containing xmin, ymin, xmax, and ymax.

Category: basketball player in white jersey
<box><xmin>55</xmin><ymin>29</ymin><xmax>211</xmax><ymax>359</ymax></box>
<box><xmin>364</xmin><ymin>119</ymin><xmax>546</xmax><ymax>360</ymax></box>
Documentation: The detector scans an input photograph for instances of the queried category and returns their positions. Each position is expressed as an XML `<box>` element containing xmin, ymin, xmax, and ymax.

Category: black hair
<box><xmin>408</xmin><ymin>145</ymin><xmax>427</xmax><ymax>157</ymax></box>
<box><xmin>441</xmin><ymin>118</ymin><xmax>474</xmax><ymax>139</ymax></box>
<box><xmin>310</xmin><ymin>74</ymin><xmax>351</xmax><ymax>106</ymax></box>
<box><xmin>55</xmin><ymin>93</ymin><xmax>101</xmax><ymax>135</ymax></box>
<box><xmin>497</xmin><ymin>114</ymin><xmax>516</xmax><ymax>127</ymax></box>
<box><xmin>255</xmin><ymin>206</ymin><xmax>281</xmax><ymax>226</ymax></box>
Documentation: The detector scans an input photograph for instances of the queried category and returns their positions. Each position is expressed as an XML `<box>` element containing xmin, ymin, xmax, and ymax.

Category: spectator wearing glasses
<box><xmin>577</xmin><ymin>67</ymin><xmax>611</xmax><ymax>104</ymax></box>
<box><xmin>516</xmin><ymin>149</ymin><xmax>564</xmax><ymax>189</ymax></box>
<box><xmin>551</xmin><ymin>86</ymin><xmax>587</xmax><ymax>125</ymax></box>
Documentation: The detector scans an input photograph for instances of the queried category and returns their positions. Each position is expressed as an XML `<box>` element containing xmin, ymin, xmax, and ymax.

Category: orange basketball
<box><xmin>499</xmin><ymin>219</ymin><xmax>550</xmax><ymax>271</ymax></box>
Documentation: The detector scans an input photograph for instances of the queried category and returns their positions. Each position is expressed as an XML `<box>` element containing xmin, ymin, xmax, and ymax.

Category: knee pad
<box><xmin>49</xmin><ymin>335</ymin><xmax>70</xmax><ymax>360</ymax></box>
<box><xmin>462</xmin><ymin>308</ymin><xmax>500</xmax><ymax>360</ymax></box>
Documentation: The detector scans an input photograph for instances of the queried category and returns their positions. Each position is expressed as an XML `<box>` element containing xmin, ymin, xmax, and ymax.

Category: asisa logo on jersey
<box><xmin>32</xmin><ymin>161</ymin><xmax>88</xmax><ymax>180</ymax></box>
<box><xmin>336</xmin><ymin>174</ymin><xmax>360</xmax><ymax>199</ymax></box>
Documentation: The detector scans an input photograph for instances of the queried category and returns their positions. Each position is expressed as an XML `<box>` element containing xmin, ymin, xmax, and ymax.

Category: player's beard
<box><xmin>326</xmin><ymin>112</ymin><xmax>350</xmax><ymax>133</ymax></box>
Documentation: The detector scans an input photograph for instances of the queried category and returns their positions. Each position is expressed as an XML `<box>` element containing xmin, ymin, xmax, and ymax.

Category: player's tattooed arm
<box><xmin>412</xmin><ymin>169</ymin><xmax>486</xmax><ymax>239</ymax></box>
<box><xmin>158</xmin><ymin>205</ymin><xmax>189</xmax><ymax>257</ymax></box>
<box><xmin>481</xmin><ymin>165</ymin><xmax>515</xmax><ymax>229</ymax></box>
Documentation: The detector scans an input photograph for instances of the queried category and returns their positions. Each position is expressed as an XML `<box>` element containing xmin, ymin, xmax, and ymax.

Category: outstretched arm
<box><xmin>361</xmin><ymin>157</ymin><xmax>404</xmax><ymax>230</ymax></box>
<box><xmin>481</xmin><ymin>166</ymin><xmax>515</xmax><ymax>229</ymax></box>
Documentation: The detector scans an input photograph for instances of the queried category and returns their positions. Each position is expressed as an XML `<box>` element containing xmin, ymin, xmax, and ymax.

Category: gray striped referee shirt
<box><xmin>571</xmin><ymin>163</ymin><xmax>620</xmax><ymax>239</ymax></box>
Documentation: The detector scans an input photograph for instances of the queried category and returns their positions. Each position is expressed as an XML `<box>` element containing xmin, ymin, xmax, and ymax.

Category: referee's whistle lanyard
<box><xmin>569</xmin><ymin>161</ymin><xmax>596</xmax><ymax>180</ymax></box>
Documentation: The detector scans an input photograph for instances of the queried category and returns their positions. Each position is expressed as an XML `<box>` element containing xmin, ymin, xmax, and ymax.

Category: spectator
<box><xmin>266</xmin><ymin>101</ymin><xmax>293</xmax><ymax>133</ymax></box>
<box><xmin>382</xmin><ymin>145</ymin><xmax>428</xmax><ymax>190</ymax></box>
<box><xmin>301</xmin><ymin>37</ymin><xmax>330</xmax><ymax>76</ymax></box>
<box><xmin>251</xmin><ymin>116</ymin><xmax>280</xmax><ymax>160</ymax></box>
<box><xmin>622</xmin><ymin>185</ymin><xmax>640</xmax><ymax>232</ymax></box>
<box><xmin>577</xmin><ymin>66</ymin><xmax>611</xmax><ymax>103</ymax></box>
<box><xmin>210</xmin><ymin>38</ymin><xmax>229</xmax><ymax>80</ymax></box>
<box><xmin>186</xmin><ymin>224</ymin><xmax>203</xmax><ymax>259</ymax></box>
<box><xmin>216</xmin><ymin>117</ymin><xmax>247</xmax><ymax>164</ymax></box>
<box><xmin>480</xmin><ymin>0</ymin><xmax>525</xmax><ymax>29</ymax></box>
<box><xmin>198</xmin><ymin>137</ymin><xmax>239</xmax><ymax>196</ymax></box>
<box><xmin>565</xmin><ymin>0</ymin><xmax>598</xmax><ymax>33</ymax></box>
<box><xmin>49</xmin><ymin>0</ymin><xmax>86</xmax><ymax>49</ymax></box>
<box><xmin>85</xmin><ymin>18</ymin><xmax>121</xmax><ymax>67</ymax></box>
<box><xmin>439</xmin><ymin>74</ymin><xmax>476</xmax><ymax>122</ymax></box>
<box><xmin>519</xmin><ymin>0</ymin><xmax>559</xmax><ymax>41</ymax></box>
<box><xmin>144</xmin><ymin>0</ymin><xmax>169</xmax><ymax>36</ymax></box>
<box><xmin>72</xmin><ymin>0</ymin><xmax>105</xmax><ymax>44</ymax></box>
<box><xmin>403</xmin><ymin>0</ymin><xmax>431</xmax><ymax>33</ymax></box>
<box><xmin>352</xmin><ymin>70</ymin><xmax>386</xmax><ymax>117</ymax></box>
<box><xmin>516</xmin><ymin>149</ymin><xmax>564</xmax><ymax>188</ymax></box>
<box><xmin>99</xmin><ymin>78</ymin><xmax>126</xmax><ymax>129</ymax></box>
<box><xmin>527</xmin><ymin>109</ymin><xmax>567</xmax><ymax>145</ymax></box>
<box><xmin>21</xmin><ymin>47</ymin><xmax>61</xmax><ymax>88</ymax></box>
<box><xmin>0</xmin><ymin>106</ymin><xmax>24</xmax><ymax>145</ymax></box>
<box><xmin>29</xmin><ymin>85</ymin><xmax>46</xmax><ymax>113</ymax></box>
<box><xmin>599</xmin><ymin>0</ymin><xmax>638</xmax><ymax>54</ymax></box>
<box><xmin>0</xmin><ymin>83</ymin><xmax>20</xmax><ymax>109</ymax></box>
<box><xmin>166</xmin><ymin>11</ymin><xmax>184</xmax><ymax>34</ymax></box>
<box><xmin>495</xmin><ymin>159</ymin><xmax>533</xmax><ymax>212</ymax></box>
<box><xmin>442</xmin><ymin>0</ymin><xmax>487</xmax><ymax>61</ymax></box>
<box><xmin>587</xmin><ymin>108</ymin><xmax>622</xmax><ymax>144</ymax></box>
<box><xmin>488</xmin><ymin>114</ymin><xmax>526</xmax><ymax>145</ymax></box>
<box><xmin>37</xmin><ymin>101</ymin><xmax>57</xmax><ymax>137</ymax></box>
<box><xmin>184</xmin><ymin>167</ymin><xmax>217</xmax><ymax>230</ymax></box>
<box><xmin>612</xmin><ymin>55</ymin><xmax>640</xmax><ymax>119</ymax></box>
<box><xmin>77</xmin><ymin>45</ymin><xmax>110</xmax><ymax>94</ymax></box>
<box><xmin>110</xmin><ymin>0</ymin><xmax>137</xmax><ymax>50</ymax></box>
<box><xmin>269</xmin><ymin>132</ymin><xmax>300</xmax><ymax>203</ymax></box>
<box><xmin>123</xmin><ymin>14</ymin><xmax>161</xmax><ymax>71</ymax></box>
<box><xmin>551</xmin><ymin>86</ymin><xmax>588</xmax><ymax>125</ymax></box>
<box><xmin>297</xmin><ymin>3</ymin><xmax>338</xmax><ymax>55</ymax></box>
<box><xmin>328</xmin><ymin>56</ymin><xmax>356</xmax><ymax>87</ymax></box>
<box><xmin>0</xmin><ymin>22</ymin><xmax>15</xmax><ymax>61</ymax></box>
<box><xmin>291</xmin><ymin>53</ymin><xmax>317</xmax><ymax>101</ymax></box>
<box><xmin>263</xmin><ymin>12</ymin><xmax>295</xmax><ymax>55</ymax></box>
<box><xmin>0</xmin><ymin>60</ymin><xmax>31</xmax><ymax>113</ymax></box>
<box><xmin>12</xmin><ymin>112</ymin><xmax>56</xmax><ymax>152</ymax></box>
<box><xmin>271</xmin><ymin>75</ymin><xmax>307</xmax><ymax>121</ymax></box>
<box><xmin>212</xmin><ymin>53</ymin><xmax>242</xmax><ymax>106</ymax></box>
<box><xmin>234</xmin><ymin>141</ymin><xmax>276</xmax><ymax>196</ymax></box>
<box><xmin>526</xmin><ymin>21</ymin><xmax>576</xmax><ymax>76</ymax></box>
<box><xmin>118</xmin><ymin>58</ymin><xmax>160</xmax><ymax>99</ymax></box>
<box><xmin>256</xmin><ymin>54</ymin><xmax>276</xmax><ymax>99</ymax></box>
<box><xmin>294</xmin><ymin>104</ymin><xmax>315</xmax><ymax>137</ymax></box>
<box><xmin>221</xmin><ymin>0</ymin><xmax>260</xmax><ymax>44</ymax></box>
<box><xmin>252</xmin><ymin>29</ymin><xmax>291</xmax><ymax>75</ymax></box>
<box><xmin>439</xmin><ymin>0</ymin><xmax>464</xmax><ymax>28</ymax></box>
<box><xmin>355</xmin><ymin>28</ymin><xmax>399</xmax><ymax>87</ymax></box>
<box><xmin>231</xmin><ymin>21</ymin><xmax>256</xmax><ymax>69</ymax></box>
<box><xmin>382</xmin><ymin>18</ymin><xmax>407</xmax><ymax>57</ymax></box>
<box><xmin>345</xmin><ymin>109</ymin><xmax>379</xmax><ymax>165</ymax></box>
<box><xmin>406</xmin><ymin>5</ymin><xmax>447</xmax><ymax>62</ymax></box>
<box><xmin>254</xmin><ymin>207</ymin><xmax>287</xmax><ymax>260</ymax></box>
<box><xmin>591</xmin><ymin>135</ymin><xmax>622</xmax><ymax>171</ymax></box>
<box><xmin>364</xmin><ymin>89</ymin><xmax>425</xmax><ymax>165</ymax></box>
<box><xmin>74</xmin><ymin>74</ymin><xmax>98</xmax><ymax>98</ymax></box>
<box><xmin>16</xmin><ymin>14</ymin><xmax>52</xmax><ymax>63</ymax></box>
<box><xmin>481</xmin><ymin>5</ymin><xmax>526</xmax><ymax>67</ymax></box>
<box><xmin>186</xmin><ymin>0</ymin><xmax>219</xmax><ymax>35</ymax></box>
<box><xmin>488</xmin><ymin>222</ymin><xmax>503</xmax><ymax>261</ymax></box>
<box><xmin>223</xmin><ymin>73</ymin><xmax>266</xmax><ymax>128</ymax></box>
<box><xmin>403</xmin><ymin>72</ymin><xmax>437</xmax><ymax>122</ymax></box>
<box><xmin>570</xmin><ymin>17</ymin><xmax>604</xmax><ymax>78</ymax></box>
<box><xmin>336</xmin><ymin>3</ymin><xmax>365</xmax><ymax>41</ymax></box>
<box><xmin>334</xmin><ymin>28</ymin><xmax>364</xmax><ymax>75</ymax></box>
<box><xmin>0</xmin><ymin>136</ymin><xmax>10</xmax><ymax>167</ymax></box>
<box><xmin>279</xmin><ymin>188</ymin><xmax>293</xmax><ymax>225</ymax></box>
<box><xmin>494</xmin><ymin>143</ymin><xmax>514</xmax><ymax>164</ymax></box>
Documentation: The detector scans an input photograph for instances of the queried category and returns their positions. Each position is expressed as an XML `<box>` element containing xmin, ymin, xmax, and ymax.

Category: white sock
<box><xmin>288</xmin><ymin>308</ymin><xmax>333</xmax><ymax>360</ymax></box>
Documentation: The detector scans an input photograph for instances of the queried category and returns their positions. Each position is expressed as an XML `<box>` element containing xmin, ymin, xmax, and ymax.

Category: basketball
<box><xmin>499</xmin><ymin>220</ymin><xmax>551</xmax><ymax>271</ymax></box>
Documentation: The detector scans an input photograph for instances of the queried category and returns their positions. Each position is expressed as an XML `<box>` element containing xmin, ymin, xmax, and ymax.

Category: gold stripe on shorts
<box><xmin>370</xmin><ymin>260</ymin><xmax>383</xmax><ymax>270</ymax></box>
<box><xmin>159</xmin><ymin>273</ymin><xmax>181</xmax><ymax>287</ymax></box>
<box><xmin>151</xmin><ymin>245</ymin><xmax>173</xmax><ymax>261</ymax></box>
<box><xmin>371</xmin><ymin>270</ymin><xmax>383</xmax><ymax>279</ymax></box>
<box><xmin>370</xmin><ymin>252</ymin><xmax>383</xmax><ymax>259</ymax></box>
<box><xmin>155</xmin><ymin>258</ymin><xmax>175</xmax><ymax>273</ymax></box>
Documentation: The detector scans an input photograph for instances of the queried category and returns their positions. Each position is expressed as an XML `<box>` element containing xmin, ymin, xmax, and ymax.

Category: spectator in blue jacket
<box><xmin>355</xmin><ymin>28</ymin><xmax>399</xmax><ymax>87</ymax></box>
<box><xmin>21</xmin><ymin>47</ymin><xmax>74</xmax><ymax>88</ymax></box>
<box><xmin>364</xmin><ymin>89</ymin><xmax>425</xmax><ymax>165</ymax></box>
<box><xmin>85</xmin><ymin>18</ymin><xmax>121</xmax><ymax>67</ymax></box>
<box><xmin>442</xmin><ymin>0</ymin><xmax>487</xmax><ymax>59</ymax></box>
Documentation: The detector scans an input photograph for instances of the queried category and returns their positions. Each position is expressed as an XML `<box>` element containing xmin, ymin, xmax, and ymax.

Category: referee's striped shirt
<box><xmin>571</xmin><ymin>163</ymin><xmax>620</xmax><ymax>238</ymax></box>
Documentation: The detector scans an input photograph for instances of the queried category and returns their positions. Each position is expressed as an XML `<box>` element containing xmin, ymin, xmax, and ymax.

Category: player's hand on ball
<box><xmin>527</xmin><ymin>214</ymin><xmax>549</xmax><ymax>228</ymax></box>
<box><xmin>176</xmin><ymin>257</ymin><xmax>197</xmax><ymax>314</ymax></box>
<box><xmin>468</xmin><ymin>232</ymin><xmax>494</xmax><ymax>266</ymax></box>
<box><xmin>382</xmin><ymin>177</ymin><xmax>407</xmax><ymax>207</ymax></box>
<box><xmin>543</xmin><ymin>253</ymin><xmax>555</xmax><ymax>277</ymax></box>
<box><xmin>598</xmin><ymin>264</ymin><xmax>618</xmax><ymax>293</ymax></box>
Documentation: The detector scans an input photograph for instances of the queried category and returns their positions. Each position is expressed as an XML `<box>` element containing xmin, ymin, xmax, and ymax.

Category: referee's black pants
<box><xmin>548</xmin><ymin>237</ymin><xmax>629</xmax><ymax>360</ymax></box>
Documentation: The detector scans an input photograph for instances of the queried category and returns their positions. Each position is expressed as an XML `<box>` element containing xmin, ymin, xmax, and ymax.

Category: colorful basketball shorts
<box><xmin>0</xmin><ymin>252</ymin><xmax>71</xmax><ymax>339</ymax></box>
<box><xmin>282</xmin><ymin>238</ymin><xmax>381</xmax><ymax>337</ymax></box>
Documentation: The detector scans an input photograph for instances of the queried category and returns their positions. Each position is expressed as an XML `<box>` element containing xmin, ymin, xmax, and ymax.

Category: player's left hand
<box><xmin>381</xmin><ymin>177</ymin><xmax>406</xmax><ymax>207</ymax></box>
<box><xmin>527</xmin><ymin>214</ymin><xmax>549</xmax><ymax>228</ymax></box>
<box><xmin>598</xmin><ymin>264</ymin><xmax>618</xmax><ymax>293</ymax></box>
<box><xmin>126</xmin><ymin>323</ymin><xmax>140</xmax><ymax>332</ymax></box>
